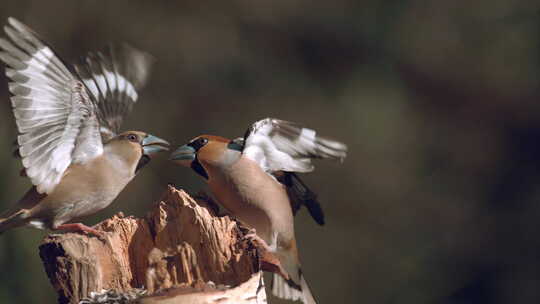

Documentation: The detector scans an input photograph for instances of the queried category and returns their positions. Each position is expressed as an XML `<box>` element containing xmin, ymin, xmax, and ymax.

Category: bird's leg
<box><xmin>54</xmin><ymin>223</ymin><xmax>104</xmax><ymax>239</ymax></box>
<box><xmin>243</xmin><ymin>231</ymin><xmax>274</xmax><ymax>252</ymax></box>
<box><xmin>243</xmin><ymin>231</ymin><xmax>290</xmax><ymax>280</ymax></box>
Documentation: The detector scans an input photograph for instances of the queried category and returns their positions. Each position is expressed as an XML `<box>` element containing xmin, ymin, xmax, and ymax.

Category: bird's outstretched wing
<box><xmin>240</xmin><ymin>118</ymin><xmax>346</xmax><ymax>224</ymax></box>
<box><xmin>242</xmin><ymin>118</ymin><xmax>348</xmax><ymax>173</ymax></box>
<box><xmin>0</xmin><ymin>17</ymin><xmax>102</xmax><ymax>194</ymax></box>
<box><xmin>75</xmin><ymin>44</ymin><xmax>153</xmax><ymax>141</ymax></box>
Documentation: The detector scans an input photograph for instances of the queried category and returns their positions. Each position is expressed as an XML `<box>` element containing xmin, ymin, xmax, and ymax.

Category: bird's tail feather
<box><xmin>272</xmin><ymin>271</ymin><xmax>316</xmax><ymax>304</ymax></box>
<box><xmin>0</xmin><ymin>211</ymin><xmax>27</xmax><ymax>234</ymax></box>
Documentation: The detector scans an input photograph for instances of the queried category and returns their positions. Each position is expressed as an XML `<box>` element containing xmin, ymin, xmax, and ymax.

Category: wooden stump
<box><xmin>39</xmin><ymin>186</ymin><xmax>267</xmax><ymax>304</ymax></box>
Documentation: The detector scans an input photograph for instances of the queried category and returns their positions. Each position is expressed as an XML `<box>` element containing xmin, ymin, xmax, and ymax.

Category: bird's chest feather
<box><xmin>206</xmin><ymin>157</ymin><xmax>295</xmax><ymax>244</ymax></box>
<box><xmin>47</xmin><ymin>156</ymin><xmax>135</xmax><ymax>220</ymax></box>
<box><xmin>209</xmin><ymin>158</ymin><xmax>283</xmax><ymax>208</ymax></box>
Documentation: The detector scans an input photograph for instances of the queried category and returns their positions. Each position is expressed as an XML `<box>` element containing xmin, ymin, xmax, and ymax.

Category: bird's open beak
<box><xmin>169</xmin><ymin>144</ymin><xmax>196</xmax><ymax>166</ymax></box>
<box><xmin>142</xmin><ymin>134</ymin><xmax>170</xmax><ymax>156</ymax></box>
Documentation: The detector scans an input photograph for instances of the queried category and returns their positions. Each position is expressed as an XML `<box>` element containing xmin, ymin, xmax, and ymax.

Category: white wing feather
<box><xmin>242</xmin><ymin>118</ymin><xmax>348</xmax><ymax>174</ymax></box>
<box><xmin>0</xmin><ymin>17</ymin><xmax>102</xmax><ymax>194</ymax></box>
<box><xmin>75</xmin><ymin>44</ymin><xmax>153</xmax><ymax>140</ymax></box>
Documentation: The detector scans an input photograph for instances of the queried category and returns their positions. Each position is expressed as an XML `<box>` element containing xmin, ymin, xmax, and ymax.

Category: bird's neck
<box><xmin>103</xmin><ymin>146</ymin><xmax>137</xmax><ymax>178</ymax></box>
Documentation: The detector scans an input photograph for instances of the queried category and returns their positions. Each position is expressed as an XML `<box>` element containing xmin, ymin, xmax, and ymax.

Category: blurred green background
<box><xmin>1</xmin><ymin>1</ymin><xmax>540</xmax><ymax>303</ymax></box>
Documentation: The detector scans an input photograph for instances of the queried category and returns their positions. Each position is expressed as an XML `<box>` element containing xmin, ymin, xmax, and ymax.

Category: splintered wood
<box><xmin>39</xmin><ymin>186</ymin><xmax>267</xmax><ymax>304</ymax></box>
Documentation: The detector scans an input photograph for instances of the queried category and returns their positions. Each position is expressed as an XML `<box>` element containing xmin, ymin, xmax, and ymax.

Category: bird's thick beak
<box><xmin>142</xmin><ymin>134</ymin><xmax>170</xmax><ymax>156</ymax></box>
<box><xmin>169</xmin><ymin>144</ymin><xmax>196</xmax><ymax>166</ymax></box>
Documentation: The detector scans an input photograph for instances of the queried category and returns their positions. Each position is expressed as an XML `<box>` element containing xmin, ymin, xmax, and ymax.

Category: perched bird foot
<box><xmin>55</xmin><ymin>223</ymin><xmax>106</xmax><ymax>240</ymax></box>
<box><xmin>242</xmin><ymin>231</ymin><xmax>290</xmax><ymax>280</ymax></box>
<box><xmin>243</xmin><ymin>231</ymin><xmax>273</xmax><ymax>252</ymax></box>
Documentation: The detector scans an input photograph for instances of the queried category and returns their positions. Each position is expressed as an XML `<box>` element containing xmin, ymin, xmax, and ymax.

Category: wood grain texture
<box><xmin>39</xmin><ymin>186</ymin><xmax>267</xmax><ymax>304</ymax></box>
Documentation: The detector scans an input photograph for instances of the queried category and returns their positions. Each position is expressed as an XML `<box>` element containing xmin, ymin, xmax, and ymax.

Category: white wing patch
<box><xmin>74</xmin><ymin>44</ymin><xmax>152</xmax><ymax>140</ymax></box>
<box><xmin>24</xmin><ymin>46</ymin><xmax>53</xmax><ymax>71</ymax></box>
<box><xmin>243</xmin><ymin>118</ymin><xmax>347</xmax><ymax>174</ymax></box>
<box><xmin>0</xmin><ymin>17</ymin><xmax>103</xmax><ymax>194</ymax></box>
<box><xmin>89</xmin><ymin>73</ymin><xmax>138</xmax><ymax>102</ymax></box>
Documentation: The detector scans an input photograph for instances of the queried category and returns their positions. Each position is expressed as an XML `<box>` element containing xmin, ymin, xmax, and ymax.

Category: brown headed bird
<box><xmin>0</xmin><ymin>18</ymin><xmax>169</xmax><ymax>236</ymax></box>
<box><xmin>170</xmin><ymin>118</ymin><xmax>347</xmax><ymax>304</ymax></box>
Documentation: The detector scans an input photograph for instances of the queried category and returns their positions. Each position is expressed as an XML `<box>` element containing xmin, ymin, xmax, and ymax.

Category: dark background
<box><xmin>1</xmin><ymin>1</ymin><xmax>540</xmax><ymax>303</ymax></box>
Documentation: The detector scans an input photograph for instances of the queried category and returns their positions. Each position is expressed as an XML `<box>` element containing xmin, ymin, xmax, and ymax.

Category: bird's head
<box><xmin>169</xmin><ymin>135</ymin><xmax>240</xmax><ymax>180</ymax></box>
<box><xmin>107</xmin><ymin>131</ymin><xmax>170</xmax><ymax>173</ymax></box>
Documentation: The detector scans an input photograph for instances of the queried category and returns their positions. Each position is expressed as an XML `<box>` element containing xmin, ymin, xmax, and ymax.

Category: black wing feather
<box><xmin>74</xmin><ymin>44</ymin><xmax>153</xmax><ymax>140</ymax></box>
<box><xmin>275</xmin><ymin>172</ymin><xmax>325</xmax><ymax>225</ymax></box>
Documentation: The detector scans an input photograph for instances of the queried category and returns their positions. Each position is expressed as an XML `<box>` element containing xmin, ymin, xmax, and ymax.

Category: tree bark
<box><xmin>39</xmin><ymin>186</ymin><xmax>268</xmax><ymax>304</ymax></box>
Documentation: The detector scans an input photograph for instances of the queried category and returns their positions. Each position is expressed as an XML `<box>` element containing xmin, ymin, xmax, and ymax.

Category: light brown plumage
<box><xmin>0</xmin><ymin>18</ymin><xmax>168</xmax><ymax>235</ymax></box>
<box><xmin>0</xmin><ymin>131</ymin><xmax>168</xmax><ymax>234</ymax></box>
<box><xmin>170</xmin><ymin>118</ymin><xmax>348</xmax><ymax>304</ymax></box>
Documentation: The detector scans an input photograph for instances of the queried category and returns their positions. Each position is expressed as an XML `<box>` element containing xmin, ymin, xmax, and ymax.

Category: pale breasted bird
<box><xmin>0</xmin><ymin>18</ymin><xmax>169</xmax><ymax>235</ymax></box>
<box><xmin>170</xmin><ymin>118</ymin><xmax>347</xmax><ymax>304</ymax></box>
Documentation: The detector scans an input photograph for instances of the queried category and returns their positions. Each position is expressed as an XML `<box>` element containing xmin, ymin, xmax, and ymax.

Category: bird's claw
<box><xmin>54</xmin><ymin>223</ymin><xmax>107</xmax><ymax>241</ymax></box>
<box><xmin>242</xmin><ymin>231</ymin><xmax>272</xmax><ymax>252</ymax></box>
<box><xmin>242</xmin><ymin>231</ymin><xmax>289</xmax><ymax>280</ymax></box>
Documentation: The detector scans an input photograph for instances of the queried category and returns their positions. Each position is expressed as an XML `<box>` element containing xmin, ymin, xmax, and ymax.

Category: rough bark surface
<box><xmin>39</xmin><ymin>186</ymin><xmax>267</xmax><ymax>304</ymax></box>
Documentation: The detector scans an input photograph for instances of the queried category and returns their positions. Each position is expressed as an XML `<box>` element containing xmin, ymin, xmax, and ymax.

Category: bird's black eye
<box><xmin>190</xmin><ymin>137</ymin><xmax>209</xmax><ymax>150</ymax></box>
<box><xmin>198</xmin><ymin>138</ymin><xmax>208</xmax><ymax>146</ymax></box>
<box><xmin>126</xmin><ymin>134</ymin><xmax>139</xmax><ymax>142</ymax></box>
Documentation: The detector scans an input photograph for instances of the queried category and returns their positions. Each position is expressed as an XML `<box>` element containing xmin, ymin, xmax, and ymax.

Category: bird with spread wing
<box><xmin>0</xmin><ymin>17</ymin><xmax>169</xmax><ymax>236</ymax></box>
<box><xmin>170</xmin><ymin>118</ymin><xmax>347</xmax><ymax>304</ymax></box>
